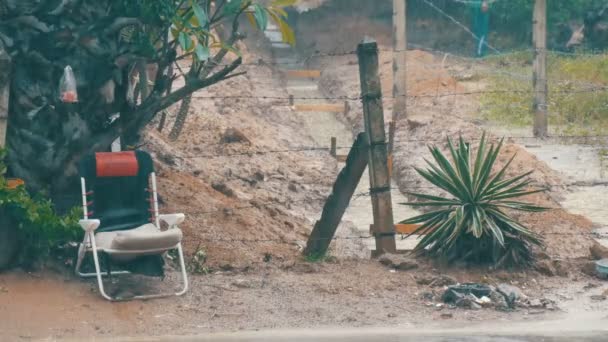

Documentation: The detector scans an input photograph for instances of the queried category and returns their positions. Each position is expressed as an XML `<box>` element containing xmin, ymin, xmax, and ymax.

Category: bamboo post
<box><xmin>533</xmin><ymin>0</ymin><xmax>548</xmax><ymax>138</ymax></box>
<box><xmin>0</xmin><ymin>44</ymin><xmax>9</xmax><ymax>148</ymax></box>
<box><xmin>390</xmin><ymin>0</ymin><xmax>407</xmax><ymax>154</ymax></box>
<box><xmin>357</xmin><ymin>38</ymin><xmax>397</xmax><ymax>255</ymax></box>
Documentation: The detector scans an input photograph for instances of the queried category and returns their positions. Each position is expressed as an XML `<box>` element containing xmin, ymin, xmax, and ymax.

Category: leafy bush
<box><xmin>400</xmin><ymin>134</ymin><xmax>546</xmax><ymax>268</ymax></box>
<box><xmin>0</xmin><ymin>148</ymin><xmax>81</xmax><ymax>267</ymax></box>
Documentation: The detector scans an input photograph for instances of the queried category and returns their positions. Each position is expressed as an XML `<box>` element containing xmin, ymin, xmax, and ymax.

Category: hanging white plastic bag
<box><xmin>59</xmin><ymin>65</ymin><xmax>78</xmax><ymax>103</ymax></box>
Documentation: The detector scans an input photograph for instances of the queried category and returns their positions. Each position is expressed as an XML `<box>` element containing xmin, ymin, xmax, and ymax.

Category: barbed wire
<box><xmin>190</xmin><ymin>86</ymin><xmax>608</xmax><ymax>102</ymax></box>
<box><xmin>180</xmin><ymin>228</ymin><xmax>608</xmax><ymax>245</ymax></box>
<box><xmin>174</xmin><ymin>179</ymin><xmax>608</xmax><ymax>220</ymax></box>
<box><xmin>175</xmin><ymin>45</ymin><xmax>608</xmax><ymax>70</ymax></box>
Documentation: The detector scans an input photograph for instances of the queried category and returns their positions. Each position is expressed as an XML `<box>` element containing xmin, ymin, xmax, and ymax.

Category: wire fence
<box><xmin>154</xmin><ymin>1</ymin><xmax>608</xmax><ymax>250</ymax></box>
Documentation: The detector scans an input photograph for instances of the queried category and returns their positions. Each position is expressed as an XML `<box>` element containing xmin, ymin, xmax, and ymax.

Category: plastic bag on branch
<box><xmin>59</xmin><ymin>66</ymin><xmax>78</xmax><ymax>103</ymax></box>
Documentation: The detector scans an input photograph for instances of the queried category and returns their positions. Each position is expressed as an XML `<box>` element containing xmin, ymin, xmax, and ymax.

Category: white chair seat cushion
<box><xmin>95</xmin><ymin>224</ymin><xmax>182</xmax><ymax>254</ymax></box>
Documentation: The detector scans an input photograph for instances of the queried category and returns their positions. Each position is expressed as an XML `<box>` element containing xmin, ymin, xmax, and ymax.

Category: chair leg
<box><xmin>74</xmin><ymin>239</ymin><xmax>87</xmax><ymax>275</ymax></box>
<box><xmin>76</xmin><ymin>236</ymin><xmax>130</xmax><ymax>278</ymax></box>
<box><xmin>82</xmin><ymin>240</ymin><xmax>189</xmax><ymax>301</ymax></box>
<box><xmin>89</xmin><ymin>233</ymin><xmax>113</xmax><ymax>301</ymax></box>
<box><xmin>176</xmin><ymin>243</ymin><xmax>189</xmax><ymax>296</ymax></box>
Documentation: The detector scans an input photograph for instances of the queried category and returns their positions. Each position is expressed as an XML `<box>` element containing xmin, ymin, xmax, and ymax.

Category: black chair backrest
<box><xmin>79</xmin><ymin>151</ymin><xmax>154</xmax><ymax>233</ymax></box>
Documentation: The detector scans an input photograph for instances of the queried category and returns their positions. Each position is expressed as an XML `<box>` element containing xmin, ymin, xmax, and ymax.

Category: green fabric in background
<box><xmin>470</xmin><ymin>1</ymin><xmax>491</xmax><ymax>57</ymax></box>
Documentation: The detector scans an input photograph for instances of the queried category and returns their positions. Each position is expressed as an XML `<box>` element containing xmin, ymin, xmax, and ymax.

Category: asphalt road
<box><xmin>112</xmin><ymin>324</ymin><xmax>608</xmax><ymax>342</ymax></box>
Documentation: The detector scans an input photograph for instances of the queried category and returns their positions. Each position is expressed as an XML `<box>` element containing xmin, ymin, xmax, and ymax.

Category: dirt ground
<box><xmin>1</xmin><ymin>9</ymin><xmax>608</xmax><ymax>341</ymax></box>
<box><xmin>2</xmin><ymin>258</ymin><xmax>608</xmax><ymax>340</ymax></box>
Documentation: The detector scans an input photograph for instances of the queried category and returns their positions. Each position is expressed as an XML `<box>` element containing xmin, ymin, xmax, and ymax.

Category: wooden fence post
<box><xmin>330</xmin><ymin>137</ymin><xmax>337</xmax><ymax>157</ymax></box>
<box><xmin>391</xmin><ymin>0</ymin><xmax>407</xmax><ymax>154</ymax></box>
<box><xmin>533</xmin><ymin>0</ymin><xmax>548</xmax><ymax>138</ymax></box>
<box><xmin>357</xmin><ymin>38</ymin><xmax>397</xmax><ymax>255</ymax></box>
<box><xmin>304</xmin><ymin>133</ymin><xmax>369</xmax><ymax>257</ymax></box>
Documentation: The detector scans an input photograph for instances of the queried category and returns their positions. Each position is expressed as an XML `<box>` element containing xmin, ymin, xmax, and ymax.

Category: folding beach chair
<box><xmin>75</xmin><ymin>150</ymin><xmax>188</xmax><ymax>301</ymax></box>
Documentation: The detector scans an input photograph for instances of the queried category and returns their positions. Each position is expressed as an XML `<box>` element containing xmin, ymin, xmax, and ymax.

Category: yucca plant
<box><xmin>400</xmin><ymin>133</ymin><xmax>547</xmax><ymax>268</ymax></box>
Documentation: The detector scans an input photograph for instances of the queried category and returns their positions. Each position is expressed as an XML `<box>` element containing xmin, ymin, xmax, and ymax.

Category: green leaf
<box><xmin>495</xmin><ymin>201</ymin><xmax>548</xmax><ymax>212</ymax></box>
<box><xmin>178</xmin><ymin>31</ymin><xmax>193</xmax><ymax>52</ymax></box>
<box><xmin>484</xmin><ymin>170</ymin><xmax>533</xmax><ymax>197</ymax></box>
<box><xmin>400</xmin><ymin>209</ymin><xmax>453</xmax><ymax>224</ymax></box>
<box><xmin>268</xmin><ymin>10</ymin><xmax>295</xmax><ymax>46</ymax></box>
<box><xmin>403</xmin><ymin>191</ymin><xmax>460</xmax><ymax>204</ymax></box>
<box><xmin>271</xmin><ymin>0</ymin><xmax>297</xmax><ymax>6</ymax></box>
<box><xmin>192</xmin><ymin>2</ymin><xmax>209</xmax><ymax>28</ymax></box>
<box><xmin>194</xmin><ymin>44</ymin><xmax>209</xmax><ymax>61</ymax></box>
<box><xmin>253</xmin><ymin>4</ymin><xmax>268</xmax><ymax>31</ymax></box>
<box><xmin>472</xmin><ymin>132</ymin><xmax>487</xmax><ymax>190</ymax></box>
<box><xmin>223</xmin><ymin>0</ymin><xmax>245</xmax><ymax>15</ymax></box>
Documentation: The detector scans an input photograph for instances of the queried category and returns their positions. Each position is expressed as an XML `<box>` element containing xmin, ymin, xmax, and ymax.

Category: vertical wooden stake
<box><xmin>0</xmin><ymin>46</ymin><xmax>9</xmax><ymax>148</ymax></box>
<box><xmin>357</xmin><ymin>38</ymin><xmax>397</xmax><ymax>255</ymax></box>
<box><xmin>533</xmin><ymin>0</ymin><xmax>548</xmax><ymax>138</ymax></box>
<box><xmin>344</xmin><ymin>100</ymin><xmax>350</xmax><ymax>116</ymax></box>
<box><xmin>330</xmin><ymin>137</ymin><xmax>337</xmax><ymax>158</ymax></box>
<box><xmin>387</xmin><ymin>121</ymin><xmax>396</xmax><ymax>155</ymax></box>
<box><xmin>289</xmin><ymin>94</ymin><xmax>295</xmax><ymax>106</ymax></box>
<box><xmin>391</xmin><ymin>0</ymin><xmax>407</xmax><ymax>154</ymax></box>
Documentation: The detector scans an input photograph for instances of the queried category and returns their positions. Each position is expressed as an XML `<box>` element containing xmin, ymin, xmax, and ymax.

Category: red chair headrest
<box><xmin>95</xmin><ymin>152</ymin><xmax>140</xmax><ymax>177</ymax></box>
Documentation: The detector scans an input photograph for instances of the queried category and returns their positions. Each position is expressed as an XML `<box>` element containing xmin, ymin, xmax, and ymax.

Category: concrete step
<box><xmin>271</xmin><ymin>42</ymin><xmax>292</xmax><ymax>49</ymax></box>
<box><xmin>285</xmin><ymin>84</ymin><xmax>319</xmax><ymax>91</ymax></box>
<box><xmin>264</xmin><ymin>30</ymin><xmax>283</xmax><ymax>43</ymax></box>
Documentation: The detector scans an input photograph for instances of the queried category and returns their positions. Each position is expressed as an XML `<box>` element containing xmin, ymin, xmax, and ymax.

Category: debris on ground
<box><xmin>442</xmin><ymin>283</ymin><xmax>492</xmax><ymax>310</ymax></box>
<box><xmin>590</xmin><ymin>241</ymin><xmax>608</xmax><ymax>260</ymax></box>
<box><xmin>378</xmin><ymin>254</ymin><xmax>419</xmax><ymax>271</ymax></box>
<box><xmin>496</xmin><ymin>283</ymin><xmax>528</xmax><ymax>306</ymax></box>
<box><xmin>220</xmin><ymin>127</ymin><xmax>251</xmax><ymax>144</ymax></box>
<box><xmin>283</xmin><ymin>262</ymin><xmax>321</xmax><ymax>274</ymax></box>
<box><xmin>211</xmin><ymin>181</ymin><xmax>236</xmax><ymax>198</ymax></box>
<box><xmin>582</xmin><ymin>261</ymin><xmax>600</xmax><ymax>277</ymax></box>
<box><xmin>535</xmin><ymin>258</ymin><xmax>570</xmax><ymax>277</ymax></box>
<box><xmin>415</xmin><ymin>274</ymin><xmax>458</xmax><ymax>287</ymax></box>
<box><xmin>438</xmin><ymin>282</ymin><xmax>558</xmax><ymax>312</ymax></box>
<box><xmin>589</xmin><ymin>241</ymin><xmax>608</xmax><ymax>260</ymax></box>
<box><xmin>231</xmin><ymin>279</ymin><xmax>261</xmax><ymax>289</ymax></box>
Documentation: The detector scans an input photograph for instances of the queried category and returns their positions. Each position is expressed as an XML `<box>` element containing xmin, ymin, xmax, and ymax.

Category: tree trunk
<box><xmin>168</xmin><ymin>95</ymin><xmax>192</xmax><ymax>141</ymax></box>
<box><xmin>0</xmin><ymin>209</ymin><xmax>19</xmax><ymax>270</ymax></box>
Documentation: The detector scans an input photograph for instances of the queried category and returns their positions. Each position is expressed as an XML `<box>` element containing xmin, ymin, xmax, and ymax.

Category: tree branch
<box><xmin>68</xmin><ymin>56</ymin><xmax>243</xmax><ymax>166</ymax></box>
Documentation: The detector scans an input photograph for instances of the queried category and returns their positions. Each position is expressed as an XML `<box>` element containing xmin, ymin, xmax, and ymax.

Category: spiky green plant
<box><xmin>400</xmin><ymin>134</ymin><xmax>547</xmax><ymax>267</ymax></box>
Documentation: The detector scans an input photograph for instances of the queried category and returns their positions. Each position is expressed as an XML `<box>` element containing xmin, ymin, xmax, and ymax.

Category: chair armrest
<box><xmin>159</xmin><ymin>213</ymin><xmax>185</xmax><ymax>227</ymax></box>
<box><xmin>79</xmin><ymin>219</ymin><xmax>100</xmax><ymax>233</ymax></box>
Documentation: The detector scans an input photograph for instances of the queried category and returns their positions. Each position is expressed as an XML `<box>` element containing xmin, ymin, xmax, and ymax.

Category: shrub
<box><xmin>400</xmin><ymin>134</ymin><xmax>546</xmax><ymax>268</ymax></box>
<box><xmin>0</xmin><ymin>148</ymin><xmax>81</xmax><ymax>267</ymax></box>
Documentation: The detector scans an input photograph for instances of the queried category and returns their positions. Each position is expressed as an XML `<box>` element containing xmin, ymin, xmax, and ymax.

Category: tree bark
<box><xmin>168</xmin><ymin>95</ymin><xmax>192</xmax><ymax>140</ymax></box>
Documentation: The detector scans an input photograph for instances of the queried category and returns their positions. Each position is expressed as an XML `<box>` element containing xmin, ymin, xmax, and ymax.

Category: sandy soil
<box><xmin>142</xmin><ymin>40</ymin><xmax>343</xmax><ymax>268</ymax></box>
